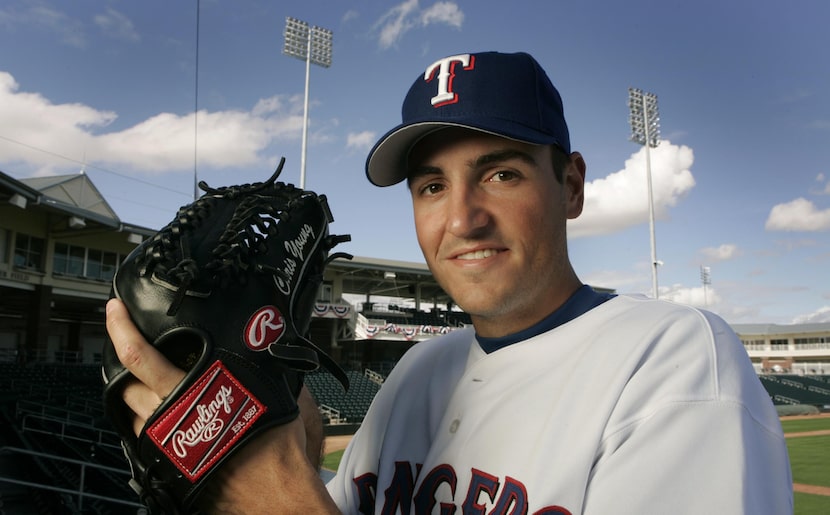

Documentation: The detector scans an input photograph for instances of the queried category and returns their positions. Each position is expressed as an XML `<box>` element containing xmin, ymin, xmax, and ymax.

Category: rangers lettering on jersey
<box><xmin>351</xmin><ymin>461</ymin><xmax>572</xmax><ymax>515</ymax></box>
<box><xmin>424</xmin><ymin>54</ymin><xmax>475</xmax><ymax>107</ymax></box>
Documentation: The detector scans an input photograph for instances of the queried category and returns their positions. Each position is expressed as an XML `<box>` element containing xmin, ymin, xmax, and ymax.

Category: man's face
<box><xmin>407</xmin><ymin>128</ymin><xmax>585</xmax><ymax>337</ymax></box>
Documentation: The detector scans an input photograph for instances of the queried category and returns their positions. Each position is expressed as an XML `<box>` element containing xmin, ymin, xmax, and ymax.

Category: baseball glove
<box><xmin>101</xmin><ymin>158</ymin><xmax>351</xmax><ymax>514</ymax></box>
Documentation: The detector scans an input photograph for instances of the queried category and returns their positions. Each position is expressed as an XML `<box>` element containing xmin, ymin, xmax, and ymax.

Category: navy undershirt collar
<box><xmin>475</xmin><ymin>284</ymin><xmax>616</xmax><ymax>354</ymax></box>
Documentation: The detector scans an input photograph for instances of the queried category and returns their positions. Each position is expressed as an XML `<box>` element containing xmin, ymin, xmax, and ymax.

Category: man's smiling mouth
<box><xmin>456</xmin><ymin>249</ymin><xmax>501</xmax><ymax>260</ymax></box>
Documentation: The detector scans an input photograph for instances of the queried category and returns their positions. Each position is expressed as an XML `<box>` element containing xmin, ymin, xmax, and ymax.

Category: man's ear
<box><xmin>565</xmin><ymin>152</ymin><xmax>586</xmax><ymax>219</ymax></box>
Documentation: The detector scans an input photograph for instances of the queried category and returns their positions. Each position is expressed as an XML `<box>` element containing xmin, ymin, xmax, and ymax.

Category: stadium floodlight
<box><xmin>700</xmin><ymin>266</ymin><xmax>711</xmax><ymax>306</ymax></box>
<box><xmin>628</xmin><ymin>87</ymin><xmax>662</xmax><ymax>299</ymax></box>
<box><xmin>283</xmin><ymin>16</ymin><xmax>333</xmax><ymax>189</ymax></box>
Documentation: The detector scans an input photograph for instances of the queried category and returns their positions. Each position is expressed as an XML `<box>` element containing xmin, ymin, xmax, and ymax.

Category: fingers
<box><xmin>106</xmin><ymin>298</ymin><xmax>186</xmax><ymax>398</ymax></box>
<box><xmin>122</xmin><ymin>377</ymin><xmax>162</xmax><ymax>429</ymax></box>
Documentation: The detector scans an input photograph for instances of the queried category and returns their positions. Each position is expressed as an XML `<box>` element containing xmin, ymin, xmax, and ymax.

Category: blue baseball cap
<box><xmin>365</xmin><ymin>51</ymin><xmax>571</xmax><ymax>187</ymax></box>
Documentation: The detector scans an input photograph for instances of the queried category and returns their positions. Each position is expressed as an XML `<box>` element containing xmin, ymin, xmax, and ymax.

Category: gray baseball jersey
<box><xmin>327</xmin><ymin>293</ymin><xmax>792</xmax><ymax>514</ymax></box>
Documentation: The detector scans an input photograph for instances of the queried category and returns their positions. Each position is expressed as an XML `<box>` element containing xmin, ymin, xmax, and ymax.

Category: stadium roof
<box><xmin>731</xmin><ymin>322</ymin><xmax>830</xmax><ymax>336</ymax></box>
<box><xmin>329</xmin><ymin>255</ymin><xmax>451</xmax><ymax>305</ymax></box>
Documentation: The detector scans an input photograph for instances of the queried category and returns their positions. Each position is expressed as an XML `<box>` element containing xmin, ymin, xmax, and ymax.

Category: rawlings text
<box><xmin>147</xmin><ymin>361</ymin><xmax>266</xmax><ymax>481</ymax></box>
<box><xmin>171</xmin><ymin>384</ymin><xmax>233</xmax><ymax>458</ymax></box>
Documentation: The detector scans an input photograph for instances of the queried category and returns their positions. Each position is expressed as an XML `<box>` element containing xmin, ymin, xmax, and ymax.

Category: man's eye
<box><xmin>420</xmin><ymin>183</ymin><xmax>444</xmax><ymax>196</ymax></box>
<box><xmin>489</xmin><ymin>170</ymin><xmax>518</xmax><ymax>182</ymax></box>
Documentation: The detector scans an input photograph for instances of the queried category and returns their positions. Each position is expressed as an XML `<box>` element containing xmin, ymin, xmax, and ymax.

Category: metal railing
<box><xmin>364</xmin><ymin>368</ymin><xmax>385</xmax><ymax>385</ymax></box>
<box><xmin>0</xmin><ymin>446</ymin><xmax>145</xmax><ymax>513</ymax></box>
<box><xmin>20</xmin><ymin>413</ymin><xmax>122</xmax><ymax>451</ymax></box>
<box><xmin>319</xmin><ymin>403</ymin><xmax>346</xmax><ymax>425</ymax></box>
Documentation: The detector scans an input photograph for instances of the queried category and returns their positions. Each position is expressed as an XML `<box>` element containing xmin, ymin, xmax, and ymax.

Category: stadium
<box><xmin>1</xmin><ymin>170</ymin><xmax>828</xmax><ymax>512</ymax></box>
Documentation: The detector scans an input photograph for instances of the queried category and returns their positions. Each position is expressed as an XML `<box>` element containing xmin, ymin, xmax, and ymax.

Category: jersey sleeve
<box><xmin>582</xmin><ymin>400</ymin><xmax>792</xmax><ymax>514</ymax></box>
<box><xmin>582</xmin><ymin>309</ymin><xmax>792</xmax><ymax>514</ymax></box>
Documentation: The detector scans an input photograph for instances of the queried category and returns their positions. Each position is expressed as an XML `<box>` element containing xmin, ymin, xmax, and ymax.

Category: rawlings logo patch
<box><xmin>244</xmin><ymin>306</ymin><xmax>285</xmax><ymax>351</ymax></box>
<box><xmin>147</xmin><ymin>361</ymin><xmax>266</xmax><ymax>482</ymax></box>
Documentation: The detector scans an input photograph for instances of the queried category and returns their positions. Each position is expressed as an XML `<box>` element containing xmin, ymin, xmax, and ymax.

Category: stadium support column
<box><xmin>25</xmin><ymin>285</ymin><xmax>52</xmax><ymax>363</ymax></box>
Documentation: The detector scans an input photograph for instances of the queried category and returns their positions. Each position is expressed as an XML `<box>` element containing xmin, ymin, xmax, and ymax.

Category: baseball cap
<box><xmin>365</xmin><ymin>51</ymin><xmax>571</xmax><ymax>187</ymax></box>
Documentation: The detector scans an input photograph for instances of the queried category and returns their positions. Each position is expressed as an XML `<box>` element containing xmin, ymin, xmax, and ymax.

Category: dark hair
<box><xmin>551</xmin><ymin>145</ymin><xmax>570</xmax><ymax>184</ymax></box>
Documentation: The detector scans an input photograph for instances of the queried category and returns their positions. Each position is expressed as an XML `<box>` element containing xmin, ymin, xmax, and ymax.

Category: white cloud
<box><xmin>765</xmin><ymin>197</ymin><xmax>830</xmax><ymax>231</ymax></box>
<box><xmin>661</xmin><ymin>284</ymin><xmax>721</xmax><ymax>309</ymax></box>
<box><xmin>94</xmin><ymin>8</ymin><xmax>140</xmax><ymax>42</ymax></box>
<box><xmin>342</xmin><ymin>10</ymin><xmax>359</xmax><ymax>23</ymax></box>
<box><xmin>96</xmin><ymin>107</ymin><xmax>300</xmax><ymax>172</ymax></box>
<box><xmin>252</xmin><ymin>96</ymin><xmax>286</xmax><ymax>117</ymax></box>
<box><xmin>568</xmin><ymin>141</ymin><xmax>696</xmax><ymax>237</ymax></box>
<box><xmin>792</xmin><ymin>306</ymin><xmax>830</xmax><ymax>324</ymax></box>
<box><xmin>816</xmin><ymin>173</ymin><xmax>830</xmax><ymax>195</ymax></box>
<box><xmin>0</xmin><ymin>70</ymin><xmax>306</xmax><ymax>175</ymax></box>
<box><xmin>375</xmin><ymin>0</ymin><xmax>464</xmax><ymax>49</ymax></box>
<box><xmin>582</xmin><ymin>268</ymin><xmax>644</xmax><ymax>293</ymax></box>
<box><xmin>0</xmin><ymin>5</ymin><xmax>86</xmax><ymax>48</ymax></box>
<box><xmin>700</xmin><ymin>243</ymin><xmax>741</xmax><ymax>262</ymax></box>
<box><xmin>0</xmin><ymin>71</ymin><xmax>116</xmax><ymax>172</ymax></box>
<box><xmin>347</xmin><ymin>131</ymin><xmax>376</xmax><ymax>152</ymax></box>
<box><xmin>421</xmin><ymin>2</ymin><xmax>464</xmax><ymax>28</ymax></box>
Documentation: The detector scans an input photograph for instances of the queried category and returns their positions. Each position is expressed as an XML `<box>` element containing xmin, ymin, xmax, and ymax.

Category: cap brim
<box><xmin>365</xmin><ymin>120</ymin><xmax>560</xmax><ymax>187</ymax></box>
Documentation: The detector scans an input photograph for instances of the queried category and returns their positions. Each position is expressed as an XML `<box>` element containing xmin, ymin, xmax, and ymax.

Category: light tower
<box><xmin>700</xmin><ymin>266</ymin><xmax>711</xmax><ymax>307</ymax></box>
<box><xmin>628</xmin><ymin>87</ymin><xmax>661</xmax><ymax>298</ymax></box>
<box><xmin>283</xmin><ymin>17</ymin><xmax>333</xmax><ymax>189</ymax></box>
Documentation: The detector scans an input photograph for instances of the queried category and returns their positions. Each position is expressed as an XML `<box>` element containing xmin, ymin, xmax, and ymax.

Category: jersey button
<box><xmin>449</xmin><ymin>419</ymin><xmax>460</xmax><ymax>433</ymax></box>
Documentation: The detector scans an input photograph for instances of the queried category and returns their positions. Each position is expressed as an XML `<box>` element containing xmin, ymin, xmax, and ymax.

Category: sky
<box><xmin>0</xmin><ymin>0</ymin><xmax>828</xmax><ymax>325</ymax></box>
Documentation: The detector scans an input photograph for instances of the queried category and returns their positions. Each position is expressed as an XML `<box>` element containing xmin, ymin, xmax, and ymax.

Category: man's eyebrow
<box><xmin>407</xmin><ymin>148</ymin><xmax>539</xmax><ymax>183</ymax></box>
<box><xmin>407</xmin><ymin>164</ymin><xmax>442</xmax><ymax>185</ymax></box>
<box><xmin>473</xmin><ymin>148</ymin><xmax>538</xmax><ymax>168</ymax></box>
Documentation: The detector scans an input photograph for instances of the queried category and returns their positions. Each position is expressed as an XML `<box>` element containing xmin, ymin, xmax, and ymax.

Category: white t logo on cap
<box><xmin>425</xmin><ymin>54</ymin><xmax>475</xmax><ymax>107</ymax></box>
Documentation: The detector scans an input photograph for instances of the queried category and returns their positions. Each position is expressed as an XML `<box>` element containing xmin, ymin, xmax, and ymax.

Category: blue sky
<box><xmin>1</xmin><ymin>0</ymin><xmax>828</xmax><ymax>324</ymax></box>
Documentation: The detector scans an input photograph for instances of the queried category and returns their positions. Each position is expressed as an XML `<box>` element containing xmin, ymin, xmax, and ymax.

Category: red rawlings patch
<box><xmin>147</xmin><ymin>360</ymin><xmax>266</xmax><ymax>482</ymax></box>
<box><xmin>243</xmin><ymin>305</ymin><xmax>286</xmax><ymax>351</ymax></box>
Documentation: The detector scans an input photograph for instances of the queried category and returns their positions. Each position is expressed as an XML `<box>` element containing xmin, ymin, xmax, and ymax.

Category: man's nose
<box><xmin>446</xmin><ymin>186</ymin><xmax>491</xmax><ymax>238</ymax></box>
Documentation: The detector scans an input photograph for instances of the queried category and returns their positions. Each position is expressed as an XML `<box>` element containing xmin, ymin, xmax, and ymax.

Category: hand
<box><xmin>105</xmin><ymin>298</ymin><xmax>186</xmax><ymax>435</ymax></box>
<box><xmin>105</xmin><ymin>298</ymin><xmax>341</xmax><ymax>513</ymax></box>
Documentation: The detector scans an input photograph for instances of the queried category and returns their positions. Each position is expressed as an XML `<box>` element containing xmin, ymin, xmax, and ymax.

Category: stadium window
<box><xmin>86</xmin><ymin>249</ymin><xmax>102</xmax><ymax>279</ymax></box>
<box><xmin>54</xmin><ymin>244</ymin><xmax>121</xmax><ymax>281</ymax></box>
<box><xmin>13</xmin><ymin>233</ymin><xmax>45</xmax><ymax>271</ymax></box>
<box><xmin>86</xmin><ymin>249</ymin><xmax>119</xmax><ymax>281</ymax></box>
<box><xmin>53</xmin><ymin>242</ymin><xmax>86</xmax><ymax>277</ymax></box>
<box><xmin>319</xmin><ymin>283</ymin><xmax>333</xmax><ymax>302</ymax></box>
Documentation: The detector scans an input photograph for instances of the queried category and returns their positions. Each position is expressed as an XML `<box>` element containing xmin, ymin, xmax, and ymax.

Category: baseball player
<box><xmin>106</xmin><ymin>51</ymin><xmax>793</xmax><ymax>514</ymax></box>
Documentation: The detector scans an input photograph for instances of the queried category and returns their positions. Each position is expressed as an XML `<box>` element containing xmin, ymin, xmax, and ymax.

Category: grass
<box><xmin>322</xmin><ymin>449</ymin><xmax>345</xmax><ymax>472</ymax></box>
<box><xmin>795</xmin><ymin>493</ymin><xmax>830</xmax><ymax>515</ymax></box>
<box><xmin>781</xmin><ymin>417</ymin><xmax>830</xmax><ymax>434</ymax></box>
<box><xmin>787</xmin><ymin>434</ymin><xmax>830</xmax><ymax>488</ymax></box>
<box><xmin>782</xmin><ymin>414</ymin><xmax>830</xmax><ymax>515</ymax></box>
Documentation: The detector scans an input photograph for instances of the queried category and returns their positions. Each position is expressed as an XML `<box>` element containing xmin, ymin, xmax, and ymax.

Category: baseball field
<box><xmin>783</xmin><ymin>414</ymin><xmax>830</xmax><ymax>515</ymax></box>
<box><xmin>323</xmin><ymin>414</ymin><xmax>830</xmax><ymax>514</ymax></box>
